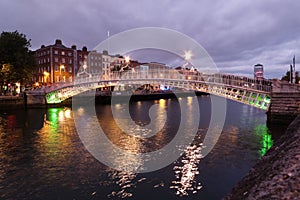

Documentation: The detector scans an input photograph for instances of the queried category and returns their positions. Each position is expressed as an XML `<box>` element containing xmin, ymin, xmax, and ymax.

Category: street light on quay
<box><xmin>77</xmin><ymin>61</ymin><xmax>92</xmax><ymax>78</ymax></box>
<box><xmin>124</xmin><ymin>56</ymin><xmax>130</xmax><ymax>64</ymax></box>
<box><xmin>184</xmin><ymin>51</ymin><xmax>192</xmax><ymax>61</ymax></box>
<box><xmin>43</xmin><ymin>71</ymin><xmax>49</xmax><ymax>83</ymax></box>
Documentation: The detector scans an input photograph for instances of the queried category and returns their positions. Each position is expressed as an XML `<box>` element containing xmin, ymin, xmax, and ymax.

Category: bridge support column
<box><xmin>267</xmin><ymin>80</ymin><xmax>300</xmax><ymax>125</ymax></box>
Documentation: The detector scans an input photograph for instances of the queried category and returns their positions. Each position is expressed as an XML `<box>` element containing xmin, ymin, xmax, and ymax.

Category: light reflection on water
<box><xmin>0</xmin><ymin>97</ymin><xmax>283</xmax><ymax>199</ymax></box>
<box><xmin>171</xmin><ymin>144</ymin><xmax>203</xmax><ymax>196</ymax></box>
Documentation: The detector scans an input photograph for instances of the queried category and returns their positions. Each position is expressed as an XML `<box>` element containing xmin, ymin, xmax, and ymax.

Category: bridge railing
<box><xmin>103</xmin><ymin>69</ymin><xmax>272</xmax><ymax>93</ymax></box>
<box><xmin>37</xmin><ymin>68</ymin><xmax>272</xmax><ymax>94</ymax></box>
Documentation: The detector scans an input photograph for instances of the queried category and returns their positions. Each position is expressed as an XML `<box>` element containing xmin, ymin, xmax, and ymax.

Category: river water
<box><xmin>0</xmin><ymin>95</ymin><xmax>283</xmax><ymax>199</ymax></box>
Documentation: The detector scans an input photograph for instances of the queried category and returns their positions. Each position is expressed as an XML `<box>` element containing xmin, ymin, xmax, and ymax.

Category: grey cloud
<box><xmin>0</xmin><ymin>0</ymin><xmax>299</xmax><ymax>78</ymax></box>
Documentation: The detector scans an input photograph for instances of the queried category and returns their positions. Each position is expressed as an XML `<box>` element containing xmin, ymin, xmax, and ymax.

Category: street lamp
<box><xmin>124</xmin><ymin>56</ymin><xmax>130</xmax><ymax>64</ymax></box>
<box><xmin>43</xmin><ymin>71</ymin><xmax>49</xmax><ymax>83</ymax></box>
<box><xmin>77</xmin><ymin>61</ymin><xmax>92</xmax><ymax>78</ymax></box>
<box><xmin>184</xmin><ymin>51</ymin><xmax>192</xmax><ymax>61</ymax></box>
<box><xmin>83</xmin><ymin>63</ymin><xmax>87</xmax><ymax>71</ymax></box>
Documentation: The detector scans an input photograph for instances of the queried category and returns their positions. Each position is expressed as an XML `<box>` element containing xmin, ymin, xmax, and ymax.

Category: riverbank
<box><xmin>0</xmin><ymin>95</ymin><xmax>25</xmax><ymax>109</ymax></box>
<box><xmin>224</xmin><ymin>115</ymin><xmax>300</xmax><ymax>199</ymax></box>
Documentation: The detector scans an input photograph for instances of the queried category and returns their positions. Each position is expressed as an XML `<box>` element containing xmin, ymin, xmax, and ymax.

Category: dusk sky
<box><xmin>1</xmin><ymin>0</ymin><xmax>299</xmax><ymax>78</ymax></box>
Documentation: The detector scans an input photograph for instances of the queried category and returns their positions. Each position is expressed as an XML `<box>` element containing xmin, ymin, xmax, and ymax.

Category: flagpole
<box><xmin>107</xmin><ymin>31</ymin><xmax>110</xmax><ymax>54</ymax></box>
<box><xmin>293</xmin><ymin>55</ymin><xmax>296</xmax><ymax>84</ymax></box>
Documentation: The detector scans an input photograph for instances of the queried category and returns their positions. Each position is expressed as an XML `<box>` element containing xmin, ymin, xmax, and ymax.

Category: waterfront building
<box><xmin>34</xmin><ymin>39</ymin><xmax>88</xmax><ymax>84</ymax></box>
<box><xmin>254</xmin><ymin>63</ymin><xmax>264</xmax><ymax>80</ymax></box>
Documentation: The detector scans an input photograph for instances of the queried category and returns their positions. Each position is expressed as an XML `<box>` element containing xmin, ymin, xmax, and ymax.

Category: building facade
<box><xmin>254</xmin><ymin>63</ymin><xmax>264</xmax><ymax>80</ymax></box>
<box><xmin>34</xmin><ymin>39</ymin><xmax>89</xmax><ymax>84</ymax></box>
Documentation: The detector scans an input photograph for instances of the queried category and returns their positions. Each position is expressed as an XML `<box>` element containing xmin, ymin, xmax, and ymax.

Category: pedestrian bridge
<box><xmin>31</xmin><ymin>68</ymin><xmax>272</xmax><ymax>110</ymax></box>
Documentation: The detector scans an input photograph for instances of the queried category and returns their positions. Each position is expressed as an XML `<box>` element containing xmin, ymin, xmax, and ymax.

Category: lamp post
<box><xmin>181</xmin><ymin>51</ymin><xmax>193</xmax><ymax>79</ymax></box>
<box><xmin>120</xmin><ymin>56</ymin><xmax>130</xmax><ymax>72</ymax></box>
<box><xmin>125</xmin><ymin>56</ymin><xmax>130</xmax><ymax>64</ymax></box>
<box><xmin>77</xmin><ymin>62</ymin><xmax>92</xmax><ymax>78</ymax></box>
<box><xmin>184</xmin><ymin>51</ymin><xmax>192</xmax><ymax>61</ymax></box>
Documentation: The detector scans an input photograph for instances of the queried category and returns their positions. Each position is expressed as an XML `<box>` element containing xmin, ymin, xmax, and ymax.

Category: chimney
<box><xmin>55</xmin><ymin>39</ymin><xmax>62</xmax><ymax>45</ymax></box>
<box><xmin>71</xmin><ymin>45</ymin><xmax>77</xmax><ymax>50</ymax></box>
<box><xmin>103</xmin><ymin>50</ymin><xmax>108</xmax><ymax>55</ymax></box>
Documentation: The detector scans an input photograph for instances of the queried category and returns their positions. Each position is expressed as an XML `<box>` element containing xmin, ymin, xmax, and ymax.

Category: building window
<box><xmin>62</xmin><ymin>58</ymin><xmax>65</xmax><ymax>63</ymax></box>
<box><xmin>68</xmin><ymin>52</ymin><xmax>72</xmax><ymax>56</ymax></box>
<box><xmin>61</xmin><ymin>51</ymin><xmax>65</xmax><ymax>55</ymax></box>
<box><xmin>69</xmin><ymin>59</ymin><xmax>72</xmax><ymax>64</ymax></box>
<box><xmin>69</xmin><ymin>67</ymin><xmax>72</xmax><ymax>73</ymax></box>
<box><xmin>79</xmin><ymin>54</ymin><xmax>82</xmax><ymax>58</ymax></box>
<box><xmin>54</xmin><ymin>57</ymin><xmax>58</xmax><ymax>62</ymax></box>
<box><xmin>47</xmin><ymin>58</ymin><xmax>50</xmax><ymax>62</ymax></box>
<box><xmin>54</xmin><ymin>50</ymin><xmax>58</xmax><ymax>54</ymax></box>
<box><xmin>55</xmin><ymin>65</ymin><xmax>58</xmax><ymax>71</ymax></box>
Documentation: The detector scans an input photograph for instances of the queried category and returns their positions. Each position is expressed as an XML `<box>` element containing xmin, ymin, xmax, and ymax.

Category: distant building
<box><xmin>34</xmin><ymin>39</ymin><xmax>173</xmax><ymax>84</ymax></box>
<box><xmin>254</xmin><ymin>64</ymin><xmax>264</xmax><ymax>80</ymax></box>
<box><xmin>34</xmin><ymin>39</ymin><xmax>88</xmax><ymax>83</ymax></box>
<box><xmin>145</xmin><ymin>62</ymin><xmax>170</xmax><ymax>71</ymax></box>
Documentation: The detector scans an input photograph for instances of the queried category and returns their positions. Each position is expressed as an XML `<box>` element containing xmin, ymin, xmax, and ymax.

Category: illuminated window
<box><xmin>61</xmin><ymin>51</ymin><xmax>65</xmax><ymax>55</ymax></box>
<box><xmin>54</xmin><ymin>50</ymin><xmax>58</xmax><ymax>54</ymax></box>
<box><xmin>62</xmin><ymin>58</ymin><xmax>65</xmax><ymax>63</ymax></box>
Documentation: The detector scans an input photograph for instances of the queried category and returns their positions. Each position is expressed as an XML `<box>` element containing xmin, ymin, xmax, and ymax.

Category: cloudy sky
<box><xmin>1</xmin><ymin>0</ymin><xmax>299</xmax><ymax>78</ymax></box>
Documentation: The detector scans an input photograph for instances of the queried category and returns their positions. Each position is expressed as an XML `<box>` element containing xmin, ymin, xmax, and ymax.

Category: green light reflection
<box><xmin>255</xmin><ymin>124</ymin><xmax>273</xmax><ymax>156</ymax></box>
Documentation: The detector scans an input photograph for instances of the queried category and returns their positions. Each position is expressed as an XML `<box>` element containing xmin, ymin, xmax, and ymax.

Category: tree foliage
<box><xmin>0</xmin><ymin>30</ymin><xmax>37</xmax><ymax>86</ymax></box>
<box><xmin>281</xmin><ymin>70</ymin><xmax>300</xmax><ymax>83</ymax></box>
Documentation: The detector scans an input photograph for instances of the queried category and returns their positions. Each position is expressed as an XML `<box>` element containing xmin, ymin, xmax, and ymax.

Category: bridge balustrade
<box><xmin>36</xmin><ymin>67</ymin><xmax>273</xmax><ymax>109</ymax></box>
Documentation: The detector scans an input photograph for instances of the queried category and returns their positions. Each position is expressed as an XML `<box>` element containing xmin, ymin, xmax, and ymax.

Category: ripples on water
<box><xmin>0</xmin><ymin>96</ymin><xmax>283</xmax><ymax>199</ymax></box>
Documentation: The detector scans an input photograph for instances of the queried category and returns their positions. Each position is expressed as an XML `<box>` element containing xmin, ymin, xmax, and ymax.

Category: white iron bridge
<box><xmin>30</xmin><ymin>69</ymin><xmax>272</xmax><ymax>110</ymax></box>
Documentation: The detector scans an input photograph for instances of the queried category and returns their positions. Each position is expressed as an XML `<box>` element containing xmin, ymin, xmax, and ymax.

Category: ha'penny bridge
<box><xmin>26</xmin><ymin>68</ymin><xmax>300</xmax><ymax>124</ymax></box>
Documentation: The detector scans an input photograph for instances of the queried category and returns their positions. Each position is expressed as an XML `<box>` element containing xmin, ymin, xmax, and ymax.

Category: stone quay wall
<box><xmin>224</xmin><ymin>115</ymin><xmax>300</xmax><ymax>200</ymax></box>
<box><xmin>267</xmin><ymin>80</ymin><xmax>300</xmax><ymax>125</ymax></box>
<box><xmin>0</xmin><ymin>96</ymin><xmax>25</xmax><ymax>109</ymax></box>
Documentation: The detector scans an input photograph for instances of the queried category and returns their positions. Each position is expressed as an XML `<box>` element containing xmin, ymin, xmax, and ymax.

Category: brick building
<box><xmin>34</xmin><ymin>39</ymin><xmax>88</xmax><ymax>84</ymax></box>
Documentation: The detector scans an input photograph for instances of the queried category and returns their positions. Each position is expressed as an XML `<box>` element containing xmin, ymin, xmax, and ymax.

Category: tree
<box><xmin>281</xmin><ymin>70</ymin><xmax>300</xmax><ymax>83</ymax></box>
<box><xmin>0</xmin><ymin>31</ymin><xmax>37</xmax><ymax>93</ymax></box>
